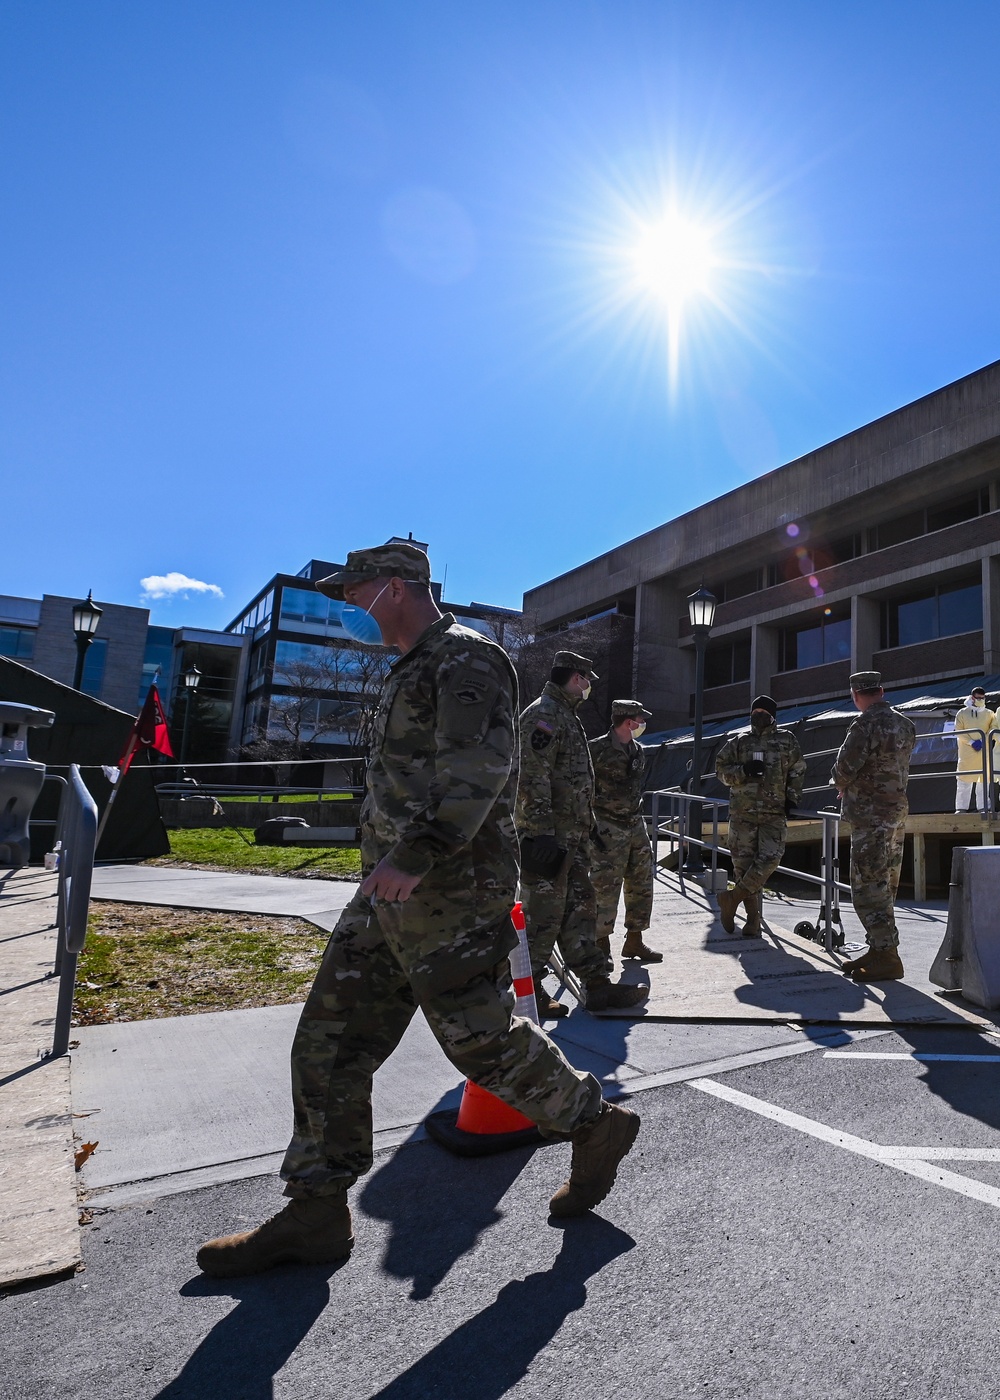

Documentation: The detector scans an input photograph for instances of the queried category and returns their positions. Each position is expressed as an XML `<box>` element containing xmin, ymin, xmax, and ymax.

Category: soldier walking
<box><xmin>589</xmin><ymin>699</ymin><xmax>662</xmax><ymax>965</ymax></box>
<box><xmin>833</xmin><ymin>671</ymin><xmax>916</xmax><ymax>982</ymax></box>
<box><xmin>714</xmin><ymin>695</ymin><xmax>806</xmax><ymax>937</ymax></box>
<box><xmin>517</xmin><ymin>651</ymin><xmax>646</xmax><ymax>1017</ymax></box>
<box><xmin>196</xmin><ymin>545</ymin><xmax>640</xmax><ymax>1277</ymax></box>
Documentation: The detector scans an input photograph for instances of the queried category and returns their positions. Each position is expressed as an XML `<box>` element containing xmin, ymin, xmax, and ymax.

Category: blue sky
<box><xmin>3</xmin><ymin>2</ymin><xmax>1000</xmax><ymax>627</ymax></box>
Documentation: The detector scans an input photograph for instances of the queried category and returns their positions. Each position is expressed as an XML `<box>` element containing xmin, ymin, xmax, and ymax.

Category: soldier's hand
<box><xmin>362</xmin><ymin>857</ymin><xmax>424</xmax><ymax>903</ymax></box>
<box><xmin>743</xmin><ymin>760</ymin><xmax>766</xmax><ymax>779</ymax></box>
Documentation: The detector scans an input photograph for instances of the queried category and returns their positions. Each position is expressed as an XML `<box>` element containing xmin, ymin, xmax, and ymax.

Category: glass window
<box><xmin>939</xmin><ymin>582</ymin><xmax>983</xmax><ymax>637</ymax></box>
<box><xmin>872</xmin><ymin>510</ymin><xmax>924</xmax><ymax>551</ymax></box>
<box><xmin>81</xmin><ymin>638</ymin><xmax>108</xmax><ymax>697</ymax></box>
<box><xmin>881</xmin><ymin>580</ymin><xmax>983</xmax><ymax>648</ymax></box>
<box><xmin>273</xmin><ymin>640</ymin><xmax>362</xmax><ymax>686</ymax></box>
<box><xmin>720</xmin><ymin>569</ymin><xmax>761</xmax><ymax>602</ymax></box>
<box><xmin>0</xmin><ymin>626</ymin><xmax>35</xmax><ymax>659</ymax></box>
<box><xmin>780</xmin><ymin>610</ymin><xmax>851</xmax><ymax>671</ymax></box>
<box><xmin>927</xmin><ymin>496</ymin><xmax>981</xmax><ymax>533</ymax></box>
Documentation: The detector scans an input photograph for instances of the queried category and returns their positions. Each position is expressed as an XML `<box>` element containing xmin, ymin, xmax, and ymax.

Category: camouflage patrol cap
<box><xmin>553</xmin><ymin>650</ymin><xmax>599</xmax><ymax>679</ymax></box>
<box><xmin>315</xmin><ymin>542</ymin><xmax>431</xmax><ymax>601</ymax></box>
<box><xmin>611</xmin><ymin>699</ymin><xmax>652</xmax><ymax>720</ymax></box>
<box><xmin>849</xmin><ymin>671</ymin><xmax>882</xmax><ymax>691</ymax></box>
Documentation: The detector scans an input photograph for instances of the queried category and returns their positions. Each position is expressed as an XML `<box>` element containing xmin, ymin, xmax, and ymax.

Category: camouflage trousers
<box><xmin>728</xmin><ymin>816</ymin><xmax>787</xmax><ymax>895</ymax></box>
<box><xmin>520</xmin><ymin>838</ymin><xmax>607</xmax><ymax>982</ymax></box>
<box><xmin>591</xmin><ymin>816</ymin><xmax>653</xmax><ymax>938</ymax></box>
<box><xmin>849</xmin><ymin>820</ymin><xmax>905</xmax><ymax>950</ymax></box>
<box><xmin>281</xmin><ymin>887</ymin><xmax>602</xmax><ymax>1198</ymax></box>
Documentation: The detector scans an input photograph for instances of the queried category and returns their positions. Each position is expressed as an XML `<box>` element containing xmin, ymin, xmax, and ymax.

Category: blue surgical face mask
<box><xmin>340</xmin><ymin>582</ymin><xmax>391</xmax><ymax>646</ymax></box>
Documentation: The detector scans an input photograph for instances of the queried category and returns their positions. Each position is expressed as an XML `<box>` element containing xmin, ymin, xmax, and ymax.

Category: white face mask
<box><xmin>580</xmin><ymin>681</ymin><xmax>592</xmax><ymax>702</ymax></box>
<box><xmin>631</xmin><ymin>722</ymin><xmax>647</xmax><ymax>740</ymax></box>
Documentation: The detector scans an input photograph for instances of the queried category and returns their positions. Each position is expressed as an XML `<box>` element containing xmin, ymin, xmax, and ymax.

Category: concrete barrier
<box><xmin>929</xmin><ymin>846</ymin><xmax>1000</xmax><ymax>1008</ymax></box>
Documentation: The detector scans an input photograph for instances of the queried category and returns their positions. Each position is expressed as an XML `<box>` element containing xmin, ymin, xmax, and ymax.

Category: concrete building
<box><xmin>524</xmin><ymin>360</ymin><xmax>1000</xmax><ymax>731</ymax></box>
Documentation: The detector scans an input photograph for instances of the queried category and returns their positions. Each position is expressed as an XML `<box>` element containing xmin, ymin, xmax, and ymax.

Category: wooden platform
<box><xmin>664</xmin><ymin>812</ymin><xmax>1000</xmax><ymax>899</ymax></box>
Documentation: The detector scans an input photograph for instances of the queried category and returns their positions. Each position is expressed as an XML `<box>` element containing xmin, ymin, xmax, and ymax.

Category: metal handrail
<box><xmin>798</xmin><ymin>727</ymin><xmax>993</xmax><ymax>815</ymax></box>
<box><xmin>49</xmin><ymin>765</ymin><xmax>98</xmax><ymax>1059</ymax></box>
<box><xmin>647</xmin><ymin>787</ymin><xmax>852</xmax><ymax>954</ymax></box>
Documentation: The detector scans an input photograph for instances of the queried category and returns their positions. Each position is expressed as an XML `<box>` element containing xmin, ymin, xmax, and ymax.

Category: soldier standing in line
<box><xmin>196</xmin><ymin>545</ymin><xmax>640</xmax><ymax>1277</ymax></box>
<box><xmin>589</xmin><ymin>699</ymin><xmax>663</xmax><ymax>966</ymax></box>
<box><xmin>517</xmin><ymin>651</ymin><xmax>647</xmax><ymax>1017</ymax></box>
<box><xmin>714</xmin><ymin>695</ymin><xmax>806</xmax><ymax>937</ymax></box>
<box><xmin>833</xmin><ymin>670</ymin><xmax>916</xmax><ymax>983</ymax></box>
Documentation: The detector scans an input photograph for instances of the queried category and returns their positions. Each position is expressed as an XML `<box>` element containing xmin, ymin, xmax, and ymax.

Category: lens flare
<box><xmin>631</xmin><ymin>216</ymin><xmax>716</xmax><ymax>309</ymax></box>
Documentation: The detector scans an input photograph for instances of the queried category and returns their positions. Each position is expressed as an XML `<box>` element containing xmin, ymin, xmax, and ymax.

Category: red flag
<box><xmin>119</xmin><ymin>685</ymin><xmax>174</xmax><ymax>774</ymax></box>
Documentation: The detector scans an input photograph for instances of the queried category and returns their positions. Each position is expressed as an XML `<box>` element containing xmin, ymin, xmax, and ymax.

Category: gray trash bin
<box><xmin>0</xmin><ymin>701</ymin><xmax>55</xmax><ymax>867</ymax></box>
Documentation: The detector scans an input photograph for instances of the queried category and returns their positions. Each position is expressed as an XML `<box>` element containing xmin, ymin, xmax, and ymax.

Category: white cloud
<box><xmin>140</xmin><ymin>572</ymin><xmax>224</xmax><ymax>602</ymax></box>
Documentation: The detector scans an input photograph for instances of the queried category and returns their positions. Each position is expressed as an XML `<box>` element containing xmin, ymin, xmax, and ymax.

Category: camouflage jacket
<box><xmin>831</xmin><ymin>701</ymin><xmax>916</xmax><ymax>824</ymax></box>
<box><xmin>362</xmin><ymin>614</ymin><xmax>519</xmax><ymax>911</ymax></box>
<box><xmin>516</xmin><ymin>681</ymin><xmax>595</xmax><ymax>841</ymax></box>
<box><xmin>589</xmin><ymin>730</ymin><xmax>648</xmax><ymax>824</ymax></box>
<box><xmin>715</xmin><ymin>723</ymin><xmax>806</xmax><ymax>821</ymax></box>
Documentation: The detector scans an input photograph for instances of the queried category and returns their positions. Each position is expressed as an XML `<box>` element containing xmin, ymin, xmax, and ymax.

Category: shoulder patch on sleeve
<box><xmin>439</xmin><ymin>666</ymin><xmax>503</xmax><ymax>740</ymax></box>
<box><xmin>530</xmin><ymin>721</ymin><xmax>555</xmax><ymax>751</ymax></box>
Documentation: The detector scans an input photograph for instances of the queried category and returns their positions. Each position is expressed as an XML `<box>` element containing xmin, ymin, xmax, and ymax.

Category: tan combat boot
<box><xmin>584</xmin><ymin>977</ymin><xmax>648</xmax><ymax>1011</ymax></box>
<box><xmin>741</xmin><ymin>893</ymin><xmax>762</xmax><ymax>938</ymax></box>
<box><xmin>549</xmin><ymin>1101</ymin><xmax>642</xmax><ymax>1217</ymax></box>
<box><xmin>849</xmin><ymin>948</ymin><xmax>904</xmax><ymax>982</ymax></box>
<box><xmin>839</xmin><ymin>949</ymin><xmax>870</xmax><ymax>974</ymax></box>
<box><xmin>196</xmin><ymin>1195</ymin><xmax>353</xmax><ymax>1278</ymax></box>
<box><xmin>534</xmin><ymin>975</ymin><xmax>569</xmax><ymax>1019</ymax></box>
<box><xmin>621</xmin><ymin>930</ymin><xmax>664</xmax><ymax>963</ymax></box>
<box><xmin>717</xmin><ymin>885</ymin><xmax>742</xmax><ymax>934</ymax></box>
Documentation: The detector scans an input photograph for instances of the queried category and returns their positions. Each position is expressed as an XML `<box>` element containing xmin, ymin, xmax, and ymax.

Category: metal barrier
<box><xmin>647</xmin><ymin>787</ymin><xmax>852</xmax><ymax>954</ymax></box>
<box><xmin>49</xmin><ymin>765</ymin><xmax>98</xmax><ymax>1059</ymax></box>
<box><xmin>798</xmin><ymin>726</ymin><xmax>994</xmax><ymax>816</ymax></box>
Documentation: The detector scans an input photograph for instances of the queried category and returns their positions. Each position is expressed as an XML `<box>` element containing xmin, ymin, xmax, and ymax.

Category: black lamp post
<box><xmin>180</xmin><ymin>664</ymin><xmax>202</xmax><ymax>770</ymax></box>
<box><xmin>71</xmin><ymin>591</ymin><xmax>103</xmax><ymax>691</ymax></box>
<box><xmin>685</xmin><ymin>585</ymin><xmax>718</xmax><ymax>873</ymax></box>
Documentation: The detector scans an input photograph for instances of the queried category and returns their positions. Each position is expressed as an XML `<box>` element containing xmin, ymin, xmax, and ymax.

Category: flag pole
<box><xmin>94</xmin><ymin>732</ymin><xmax>138</xmax><ymax>853</ymax></box>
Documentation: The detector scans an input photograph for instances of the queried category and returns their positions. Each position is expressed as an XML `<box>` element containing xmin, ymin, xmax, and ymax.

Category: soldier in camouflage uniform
<box><xmin>589</xmin><ymin>699</ymin><xmax>661</xmax><ymax>965</ymax></box>
<box><xmin>517</xmin><ymin>652</ymin><xmax>646</xmax><ymax>1017</ymax></box>
<box><xmin>832</xmin><ymin>670</ymin><xmax>916</xmax><ymax>982</ymax></box>
<box><xmin>197</xmin><ymin>545</ymin><xmax>640</xmax><ymax>1277</ymax></box>
<box><xmin>714</xmin><ymin>695</ymin><xmax>806</xmax><ymax>937</ymax></box>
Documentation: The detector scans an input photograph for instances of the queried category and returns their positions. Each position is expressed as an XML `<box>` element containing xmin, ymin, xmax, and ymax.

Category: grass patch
<box><xmin>74</xmin><ymin>902</ymin><xmax>329</xmax><ymax>1025</ymax></box>
<box><xmin>149</xmin><ymin>826</ymin><xmax>361</xmax><ymax>880</ymax></box>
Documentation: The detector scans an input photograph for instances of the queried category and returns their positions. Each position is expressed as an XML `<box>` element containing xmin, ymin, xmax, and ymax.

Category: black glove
<box><xmin>743</xmin><ymin>760</ymin><xmax>766</xmax><ymax>779</ymax></box>
<box><xmin>590</xmin><ymin>824</ymin><xmax>607</xmax><ymax>853</ymax></box>
<box><xmin>519</xmin><ymin>834</ymin><xmax>567</xmax><ymax>879</ymax></box>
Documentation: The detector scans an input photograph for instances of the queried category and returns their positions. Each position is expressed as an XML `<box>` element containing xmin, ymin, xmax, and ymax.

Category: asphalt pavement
<box><xmin>6</xmin><ymin>1021</ymin><xmax>1000</xmax><ymax>1399</ymax></box>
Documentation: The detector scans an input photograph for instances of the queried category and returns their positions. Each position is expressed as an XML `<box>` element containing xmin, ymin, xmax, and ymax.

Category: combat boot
<box><xmin>584</xmin><ymin>977</ymin><xmax>648</xmax><ymax>1011</ymax></box>
<box><xmin>597</xmin><ymin>936</ymin><xmax>613</xmax><ymax>970</ymax></box>
<box><xmin>621</xmin><ymin>930</ymin><xmax>664</xmax><ymax>963</ymax></box>
<box><xmin>849</xmin><ymin>948</ymin><xmax>904</xmax><ymax>982</ymax></box>
<box><xmin>717</xmin><ymin>885</ymin><xmax>742</xmax><ymax>934</ymax></box>
<box><xmin>196</xmin><ymin>1195</ymin><xmax>353</xmax><ymax>1278</ymax></box>
<box><xmin>741</xmin><ymin>893</ymin><xmax>762</xmax><ymax>938</ymax></box>
<box><xmin>549</xmin><ymin>1101</ymin><xmax>641</xmax><ymax>1217</ymax></box>
<box><xmin>534</xmin><ymin>975</ymin><xmax>569</xmax><ymax>1019</ymax></box>
<box><xmin>839</xmin><ymin>949</ymin><xmax>870</xmax><ymax>974</ymax></box>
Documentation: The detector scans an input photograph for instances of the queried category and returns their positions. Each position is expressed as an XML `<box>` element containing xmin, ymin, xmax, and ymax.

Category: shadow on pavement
<box><xmin>360</xmin><ymin>1095</ymin><xmax>547</xmax><ymax>1300</ymax></box>
<box><xmin>155</xmin><ymin>1261</ymin><xmax>346</xmax><ymax>1400</ymax></box>
<box><xmin>364</xmin><ymin>1216</ymin><xmax>635</xmax><ymax>1400</ymax></box>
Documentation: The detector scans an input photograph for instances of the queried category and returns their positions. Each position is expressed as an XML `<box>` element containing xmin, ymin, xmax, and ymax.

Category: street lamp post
<box><xmin>71</xmin><ymin>591</ymin><xmax>104</xmax><ymax>691</ymax></box>
<box><xmin>685</xmin><ymin>586</ymin><xmax>718</xmax><ymax>874</ymax></box>
<box><xmin>180</xmin><ymin>664</ymin><xmax>202</xmax><ymax>771</ymax></box>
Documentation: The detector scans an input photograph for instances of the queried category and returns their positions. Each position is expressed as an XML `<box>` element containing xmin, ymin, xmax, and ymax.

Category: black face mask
<box><xmin>750</xmin><ymin>712</ymin><xmax>772</xmax><ymax>732</ymax></box>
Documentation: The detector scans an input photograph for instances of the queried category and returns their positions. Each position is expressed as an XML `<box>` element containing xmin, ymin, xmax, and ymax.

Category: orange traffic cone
<box><xmin>424</xmin><ymin>903</ymin><xmax>545</xmax><ymax>1157</ymax></box>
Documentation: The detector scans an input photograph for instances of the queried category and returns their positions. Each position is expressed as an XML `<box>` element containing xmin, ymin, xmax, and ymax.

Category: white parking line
<box><xmin>823</xmin><ymin>1052</ymin><xmax>1000</xmax><ymax>1063</ymax></box>
<box><xmin>689</xmin><ymin>1077</ymin><xmax>1000</xmax><ymax>1210</ymax></box>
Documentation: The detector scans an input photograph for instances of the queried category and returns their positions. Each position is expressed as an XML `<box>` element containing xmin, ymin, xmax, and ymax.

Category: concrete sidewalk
<box><xmin>0</xmin><ymin>870</ymin><xmax>80</xmax><ymax>1287</ymax></box>
<box><xmin>91</xmin><ymin>864</ymin><xmax>355</xmax><ymax>931</ymax></box>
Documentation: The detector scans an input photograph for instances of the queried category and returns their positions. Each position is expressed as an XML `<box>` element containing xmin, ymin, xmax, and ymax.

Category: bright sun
<box><xmin>631</xmin><ymin>215</ymin><xmax>717</xmax><ymax>308</ymax></box>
